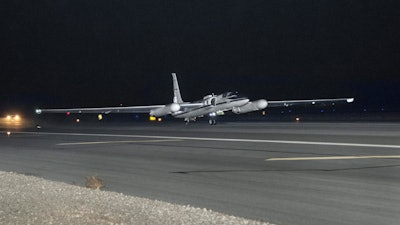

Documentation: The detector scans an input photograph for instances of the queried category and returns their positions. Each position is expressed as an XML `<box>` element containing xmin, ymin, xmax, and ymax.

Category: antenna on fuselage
<box><xmin>172</xmin><ymin>73</ymin><xmax>183</xmax><ymax>104</ymax></box>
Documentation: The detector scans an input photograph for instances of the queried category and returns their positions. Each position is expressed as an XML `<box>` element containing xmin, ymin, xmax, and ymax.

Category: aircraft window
<box><xmin>228</xmin><ymin>93</ymin><xmax>239</xmax><ymax>99</ymax></box>
<box><xmin>223</xmin><ymin>92</ymin><xmax>235</xmax><ymax>98</ymax></box>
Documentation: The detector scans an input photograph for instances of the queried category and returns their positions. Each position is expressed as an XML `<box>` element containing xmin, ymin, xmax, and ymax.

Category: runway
<box><xmin>1</xmin><ymin>121</ymin><xmax>400</xmax><ymax>225</ymax></box>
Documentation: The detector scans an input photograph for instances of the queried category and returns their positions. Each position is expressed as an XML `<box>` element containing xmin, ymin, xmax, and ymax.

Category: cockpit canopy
<box><xmin>221</xmin><ymin>91</ymin><xmax>240</xmax><ymax>99</ymax></box>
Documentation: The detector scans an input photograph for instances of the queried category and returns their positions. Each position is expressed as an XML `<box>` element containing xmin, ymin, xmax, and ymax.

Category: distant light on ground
<box><xmin>296</xmin><ymin>117</ymin><xmax>300</xmax><ymax>122</ymax></box>
<box><xmin>149</xmin><ymin>116</ymin><xmax>156</xmax><ymax>121</ymax></box>
<box><xmin>98</xmin><ymin>114</ymin><xmax>103</xmax><ymax>120</ymax></box>
<box><xmin>6</xmin><ymin>131</ymin><xmax>11</xmax><ymax>136</ymax></box>
<box><xmin>76</xmin><ymin>118</ymin><xmax>80</xmax><ymax>123</ymax></box>
<box><xmin>3</xmin><ymin>114</ymin><xmax>23</xmax><ymax>127</ymax></box>
<box><xmin>157</xmin><ymin>118</ymin><xmax>162</xmax><ymax>122</ymax></box>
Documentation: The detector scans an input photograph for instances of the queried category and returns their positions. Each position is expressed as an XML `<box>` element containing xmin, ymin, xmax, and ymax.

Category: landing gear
<box><xmin>208</xmin><ymin>119</ymin><xmax>217</xmax><ymax>125</ymax></box>
<box><xmin>208</xmin><ymin>112</ymin><xmax>218</xmax><ymax>125</ymax></box>
<box><xmin>184</xmin><ymin>117</ymin><xmax>216</xmax><ymax>125</ymax></box>
<box><xmin>184</xmin><ymin>117</ymin><xmax>196</xmax><ymax>125</ymax></box>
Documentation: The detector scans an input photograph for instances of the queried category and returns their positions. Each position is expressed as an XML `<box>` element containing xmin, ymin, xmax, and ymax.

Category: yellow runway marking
<box><xmin>266</xmin><ymin>155</ymin><xmax>400</xmax><ymax>161</ymax></box>
<box><xmin>57</xmin><ymin>139</ymin><xmax>181</xmax><ymax>146</ymax></box>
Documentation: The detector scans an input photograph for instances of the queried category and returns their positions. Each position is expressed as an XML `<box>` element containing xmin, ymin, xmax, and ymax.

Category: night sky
<box><xmin>1</xmin><ymin>1</ymin><xmax>399</xmax><ymax>113</ymax></box>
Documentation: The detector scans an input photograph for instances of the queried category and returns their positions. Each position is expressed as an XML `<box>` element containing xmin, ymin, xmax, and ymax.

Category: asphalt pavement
<box><xmin>1</xmin><ymin>121</ymin><xmax>400</xmax><ymax>225</ymax></box>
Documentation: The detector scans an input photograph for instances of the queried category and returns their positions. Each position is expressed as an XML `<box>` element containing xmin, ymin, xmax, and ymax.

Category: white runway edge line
<box><xmin>266</xmin><ymin>155</ymin><xmax>400</xmax><ymax>161</ymax></box>
<box><xmin>16</xmin><ymin>131</ymin><xmax>400</xmax><ymax>149</ymax></box>
<box><xmin>57</xmin><ymin>139</ymin><xmax>181</xmax><ymax>146</ymax></box>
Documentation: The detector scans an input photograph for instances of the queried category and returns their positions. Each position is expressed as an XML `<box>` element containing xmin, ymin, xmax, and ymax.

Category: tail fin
<box><xmin>172</xmin><ymin>73</ymin><xmax>183</xmax><ymax>103</ymax></box>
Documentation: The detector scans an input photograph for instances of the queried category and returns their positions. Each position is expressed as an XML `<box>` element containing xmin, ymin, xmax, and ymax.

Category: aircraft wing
<box><xmin>267</xmin><ymin>97</ymin><xmax>354</xmax><ymax>107</ymax></box>
<box><xmin>35</xmin><ymin>102</ymin><xmax>205</xmax><ymax>115</ymax></box>
<box><xmin>35</xmin><ymin>105</ymin><xmax>165</xmax><ymax>114</ymax></box>
<box><xmin>179</xmin><ymin>102</ymin><xmax>203</xmax><ymax>109</ymax></box>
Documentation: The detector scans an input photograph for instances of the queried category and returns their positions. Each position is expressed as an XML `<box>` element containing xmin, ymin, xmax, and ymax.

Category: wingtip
<box><xmin>347</xmin><ymin>98</ymin><xmax>354</xmax><ymax>103</ymax></box>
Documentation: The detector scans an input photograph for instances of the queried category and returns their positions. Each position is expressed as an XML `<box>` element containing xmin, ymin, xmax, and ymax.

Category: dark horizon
<box><xmin>1</xmin><ymin>1</ymin><xmax>399</xmax><ymax>114</ymax></box>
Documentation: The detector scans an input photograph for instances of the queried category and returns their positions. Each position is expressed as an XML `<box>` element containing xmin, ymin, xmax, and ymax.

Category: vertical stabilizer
<box><xmin>172</xmin><ymin>73</ymin><xmax>183</xmax><ymax>103</ymax></box>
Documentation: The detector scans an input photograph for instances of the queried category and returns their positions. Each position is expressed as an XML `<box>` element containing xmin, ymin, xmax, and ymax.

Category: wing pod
<box><xmin>150</xmin><ymin>103</ymin><xmax>180</xmax><ymax>117</ymax></box>
<box><xmin>232</xmin><ymin>99</ymin><xmax>268</xmax><ymax>114</ymax></box>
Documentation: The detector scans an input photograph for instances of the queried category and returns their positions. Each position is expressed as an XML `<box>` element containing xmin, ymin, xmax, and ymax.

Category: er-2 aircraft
<box><xmin>35</xmin><ymin>73</ymin><xmax>354</xmax><ymax>125</ymax></box>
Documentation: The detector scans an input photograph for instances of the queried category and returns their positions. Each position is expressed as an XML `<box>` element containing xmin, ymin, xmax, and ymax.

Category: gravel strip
<box><xmin>0</xmin><ymin>171</ymin><xmax>273</xmax><ymax>225</ymax></box>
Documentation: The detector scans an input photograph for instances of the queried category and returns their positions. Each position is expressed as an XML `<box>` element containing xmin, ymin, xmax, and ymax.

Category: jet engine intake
<box><xmin>150</xmin><ymin>103</ymin><xmax>180</xmax><ymax>117</ymax></box>
<box><xmin>232</xmin><ymin>99</ymin><xmax>268</xmax><ymax>114</ymax></box>
<box><xmin>203</xmin><ymin>97</ymin><xmax>217</xmax><ymax>106</ymax></box>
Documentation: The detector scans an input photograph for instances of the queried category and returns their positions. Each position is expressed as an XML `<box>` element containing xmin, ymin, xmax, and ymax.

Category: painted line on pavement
<box><xmin>266</xmin><ymin>155</ymin><xmax>400</xmax><ymax>161</ymax></box>
<box><xmin>57</xmin><ymin>139</ymin><xmax>181</xmax><ymax>146</ymax></box>
<box><xmin>17</xmin><ymin>131</ymin><xmax>400</xmax><ymax>149</ymax></box>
